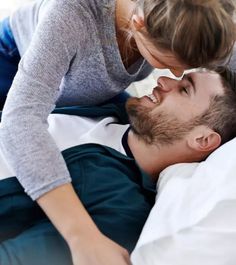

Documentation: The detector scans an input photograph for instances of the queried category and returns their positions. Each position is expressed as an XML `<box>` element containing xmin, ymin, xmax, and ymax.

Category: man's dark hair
<box><xmin>217</xmin><ymin>66</ymin><xmax>236</xmax><ymax>93</ymax></box>
<box><xmin>197</xmin><ymin>67</ymin><xmax>236</xmax><ymax>145</ymax></box>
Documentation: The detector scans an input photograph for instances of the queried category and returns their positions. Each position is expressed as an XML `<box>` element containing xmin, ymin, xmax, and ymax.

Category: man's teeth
<box><xmin>147</xmin><ymin>93</ymin><xmax>158</xmax><ymax>103</ymax></box>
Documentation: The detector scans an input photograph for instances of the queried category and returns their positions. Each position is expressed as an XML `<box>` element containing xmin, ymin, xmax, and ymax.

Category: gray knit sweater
<box><xmin>0</xmin><ymin>0</ymin><xmax>152</xmax><ymax>199</ymax></box>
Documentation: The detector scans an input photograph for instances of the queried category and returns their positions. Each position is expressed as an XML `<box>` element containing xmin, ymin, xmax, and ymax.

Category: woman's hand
<box><xmin>69</xmin><ymin>231</ymin><xmax>132</xmax><ymax>265</ymax></box>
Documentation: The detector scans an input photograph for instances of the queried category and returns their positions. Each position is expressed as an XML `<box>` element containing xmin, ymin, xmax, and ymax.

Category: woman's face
<box><xmin>133</xmin><ymin>30</ymin><xmax>188</xmax><ymax>77</ymax></box>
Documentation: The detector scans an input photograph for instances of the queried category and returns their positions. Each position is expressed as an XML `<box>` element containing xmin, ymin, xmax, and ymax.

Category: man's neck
<box><xmin>127</xmin><ymin>130</ymin><xmax>163</xmax><ymax>180</ymax></box>
<box><xmin>127</xmin><ymin>130</ymin><xmax>190</xmax><ymax>180</ymax></box>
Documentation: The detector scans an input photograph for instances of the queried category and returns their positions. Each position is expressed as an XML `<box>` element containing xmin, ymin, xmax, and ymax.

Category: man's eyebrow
<box><xmin>183</xmin><ymin>74</ymin><xmax>196</xmax><ymax>94</ymax></box>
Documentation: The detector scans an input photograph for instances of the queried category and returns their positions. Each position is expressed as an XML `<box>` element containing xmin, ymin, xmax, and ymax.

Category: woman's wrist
<box><xmin>66</xmin><ymin>221</ymin><xmax>101</xmax><ymax>245</ymax></box>
<box><xmin>67</xmin><ymin>225</ymin><xmax>102</xmax><ymax>250</ymax></box>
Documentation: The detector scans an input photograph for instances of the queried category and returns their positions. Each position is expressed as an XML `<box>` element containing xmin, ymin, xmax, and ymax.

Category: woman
<box><xmin>0</xmin><ymin>0</ymin><xmax>235</xmax><ymax>264</ymax></box>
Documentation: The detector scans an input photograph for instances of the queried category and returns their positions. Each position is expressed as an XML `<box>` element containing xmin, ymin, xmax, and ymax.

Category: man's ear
<box><xmin>187</xmin><ymin>126</ymin><xmax>221</xmax><ymax>153</ymax></box>
<box><xmin>132</xmin><ymin>14</ymin><xmax>145</xmax><ymax>31</ymax></box>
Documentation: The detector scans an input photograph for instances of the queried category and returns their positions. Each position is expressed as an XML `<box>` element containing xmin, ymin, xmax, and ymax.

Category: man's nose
<box><xmin>157</xmin><ymin>77</ymin><xmax>176</xmax><ymax>93</ymax></box>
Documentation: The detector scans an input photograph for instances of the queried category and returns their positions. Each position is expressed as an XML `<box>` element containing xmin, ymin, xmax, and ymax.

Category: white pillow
<box><xmin>131</xmin><ymin>138</ymin><xmax>236</xmax><ymax>265</ymax></box>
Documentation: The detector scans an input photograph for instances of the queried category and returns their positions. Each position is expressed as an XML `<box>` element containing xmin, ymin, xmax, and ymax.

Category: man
<box><xmin>0</xmin><ymin>69</ymin><xmax>236</xmax><ymax>265</ymax></box>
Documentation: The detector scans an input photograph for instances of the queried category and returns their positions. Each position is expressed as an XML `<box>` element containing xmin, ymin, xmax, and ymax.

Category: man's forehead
<box><xmin>186</xmin><ymin>71</ymin><xmax>224</xmax><ymax>96</ymax></box>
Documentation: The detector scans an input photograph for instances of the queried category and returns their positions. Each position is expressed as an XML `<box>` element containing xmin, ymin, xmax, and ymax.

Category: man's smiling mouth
<box><xmin>146</xmin><ymin>87</ymin><xmax>160</xmax><ymax>104</ymax></box>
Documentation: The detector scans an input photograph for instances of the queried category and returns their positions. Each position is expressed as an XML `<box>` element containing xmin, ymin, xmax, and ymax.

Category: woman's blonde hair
<box><xmin>135</xmin><ymin>0</ymin><xmax>236</xmax><ymax>68</ymax></box>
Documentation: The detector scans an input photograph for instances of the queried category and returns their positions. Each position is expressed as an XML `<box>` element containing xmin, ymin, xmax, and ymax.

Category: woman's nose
<box><xmin>170</xmin><ymin>68</ymin><xmax>184</xmax><ymax>77</ymax></box>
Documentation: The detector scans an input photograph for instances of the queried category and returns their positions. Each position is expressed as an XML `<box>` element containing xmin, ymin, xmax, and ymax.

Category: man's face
<box><xmin>126</xmin><ymin>71</ymin><xmax>224</xmax><ymax>145</ymax></box>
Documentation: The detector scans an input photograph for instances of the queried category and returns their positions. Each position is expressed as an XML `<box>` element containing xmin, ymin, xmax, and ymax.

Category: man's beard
<box><xmin>126</xmin><ymin>98</ymin><xmax>198</xmax><ymax>146</ymax></box>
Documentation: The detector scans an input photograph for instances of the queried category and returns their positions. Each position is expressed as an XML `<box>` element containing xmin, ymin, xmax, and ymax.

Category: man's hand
<box><xmin>69</xmin><ymin>231</ymin><xmax>132</xmax><ymax>265</ymax></box>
